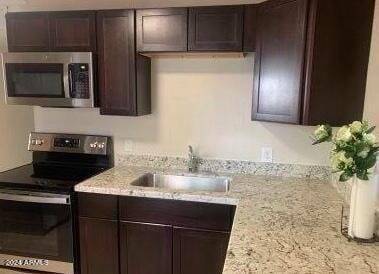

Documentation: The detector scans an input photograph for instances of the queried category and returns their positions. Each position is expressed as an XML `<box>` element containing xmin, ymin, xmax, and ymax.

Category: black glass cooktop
<box><xmin>0</xmin><ymin>163</ymin><xmax>106</xmax><ymax>192</ymax></box>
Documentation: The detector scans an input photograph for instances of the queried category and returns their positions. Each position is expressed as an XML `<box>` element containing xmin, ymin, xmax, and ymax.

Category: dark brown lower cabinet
<box><xmin>173</xmin><ymin>227</ymin><xmax>230</xmax><ymax>274</ymax></box>
<box><xmin>79</xmin><ymin>194</ymin><xmax>235</xmax><ymax>274</ymax></box>
<box><xmin>120</xmin><ymin>221</ymin><xmax>173</xmax><ymax>274</ymax></box>
<box><xmin>79</xmin><ymin>217</ymin><xmax>119</xmax><ymax>274</ymax></box>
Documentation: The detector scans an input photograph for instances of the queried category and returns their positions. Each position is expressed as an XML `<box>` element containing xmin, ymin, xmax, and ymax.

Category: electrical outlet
<box><xmin>261</xmin><ymin>147</ymin><xmax>273</xmax><ymax>163</ymax></box>
<box><xmin>123</xmin><ymin>139</ymin><xmax>134</xmax><ymax>153</ymax></box>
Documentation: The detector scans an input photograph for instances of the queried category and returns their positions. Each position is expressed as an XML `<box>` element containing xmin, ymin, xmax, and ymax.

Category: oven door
<box><xmin>1</xmin><ymin>52</ymin><xmax>94</xmax><ymax>108</ymax></box>
<box><xmin>0</xmin><ymin>189</ymin><xmax>74</xmax><ymax>274</ymax></box>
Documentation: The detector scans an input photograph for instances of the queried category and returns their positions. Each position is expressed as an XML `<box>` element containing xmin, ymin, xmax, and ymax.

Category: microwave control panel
<box><xmin>68</xmin><ymin>63</ymin><xmax>90</xmax><ymax>99</ymax></box>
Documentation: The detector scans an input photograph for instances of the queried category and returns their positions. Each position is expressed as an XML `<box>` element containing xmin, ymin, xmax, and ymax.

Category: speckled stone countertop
<box><xmin>75</xmin><ymin>166</ymin><xmax>379</xmax><ymax>274</ymax></box>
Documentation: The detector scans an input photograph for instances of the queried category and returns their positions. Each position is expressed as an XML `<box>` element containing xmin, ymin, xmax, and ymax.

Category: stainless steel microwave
<box><xmin>1</xmin><ymin>52</ymin><xmax>95</xmax><ymax>108</ymax></box>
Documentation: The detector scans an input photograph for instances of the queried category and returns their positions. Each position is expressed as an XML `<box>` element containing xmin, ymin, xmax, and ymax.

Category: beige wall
<box><xmin>0</xmin><ymin>10</ymin><xmax>34</xmax><ymax>171</ymax></box>
<box><xmin>6</xmin><ymin>0</ymin><xmax>379</xmax><ymax>166</ymax></box>
<box><xmin>364</xmin><ymin>2</ymin><xmax>379</xmax><ymax>128</ymax></box>
<box><xmin>34</xmin><ymin>56</ymin><xmax>330</xmax><ymax>164</ymax></box>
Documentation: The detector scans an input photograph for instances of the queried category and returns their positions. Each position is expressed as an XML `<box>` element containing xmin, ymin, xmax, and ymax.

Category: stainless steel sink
<box><xmin>130</xmin><ymin>173</ymin><xmax>231</xmax><ymax>193</ymax></box>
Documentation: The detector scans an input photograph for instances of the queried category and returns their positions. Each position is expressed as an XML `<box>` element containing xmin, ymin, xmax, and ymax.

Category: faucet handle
<box><xmin>188</xmin><ymin>145</ymin><xmax>193</xmax><ymax>154</ymax></box>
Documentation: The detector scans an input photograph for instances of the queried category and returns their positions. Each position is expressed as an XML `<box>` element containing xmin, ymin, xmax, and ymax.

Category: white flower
<box><xmin>350</xmin><ymin>121</ymin><xmax>363</xmax><ymax>134</ymax></box>
<box><xmin>331</xmin><ymin>151</ymin><xmax>354</xmax><ymax>170</ymax></box>
<box><xmin>314</xmin><ymin>125</ymin><xmax>330</xmax><ymax>141</ymax></box>
<box><xmin>335</xmin><ymin>126</ymin><xmax>353</xmax><ymax>142</ymax></box>
<box><xmin>331</xmin><ymin>153</ymin><xmax>340</xmax><ymax>170</ymax></box>
<box><xmin>363</xmin><ymin>133</ymin><xmax>376</xmax><ymax>145</ymax></box>
<box><xmin>357</xmin><ymin>147</ymin><xmax>370</xmax><ymax>158</ymax></box>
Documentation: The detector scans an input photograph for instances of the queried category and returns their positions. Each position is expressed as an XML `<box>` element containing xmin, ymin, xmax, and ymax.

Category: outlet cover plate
<box><xmin>261</xmin><ymin>147</ymin><xmax>273</xmax><ymax>163</ymax></box>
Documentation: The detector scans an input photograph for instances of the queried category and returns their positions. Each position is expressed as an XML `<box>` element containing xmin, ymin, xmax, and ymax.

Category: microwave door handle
<box><xmin>0</xmin><ymin>192</ymin><xmax>70</xmax><ymax>205</ymax></box>
<box><xmin>68</xmin><ymin>65</ymin><xmax>74</xmax><ymax>97</ymax></box>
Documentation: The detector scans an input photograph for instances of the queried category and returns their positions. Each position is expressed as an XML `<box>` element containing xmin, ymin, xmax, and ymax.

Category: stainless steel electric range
<box><xmin>0</xmin><ymin>132</ymin><xmax>113</xmax><ymax>274</ymax></box>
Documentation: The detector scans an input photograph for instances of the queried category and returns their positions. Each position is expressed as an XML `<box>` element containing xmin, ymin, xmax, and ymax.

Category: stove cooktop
<box><xmin>0</xmin><ymin>163</ymin><xmax>106</xmax><ymax>192</ymax></box>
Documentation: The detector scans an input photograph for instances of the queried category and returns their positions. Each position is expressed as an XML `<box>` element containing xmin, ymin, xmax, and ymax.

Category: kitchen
<box><xmin>0</xmin><ymin>0</ymin><xmax>379</xmax><ymax>273</ymax></box>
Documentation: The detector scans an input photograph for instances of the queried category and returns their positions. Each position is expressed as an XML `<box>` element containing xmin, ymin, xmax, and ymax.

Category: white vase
<box><xmin>348</xmin><ymin>176</ymin><xmax>377</xmax><ymax>239</ymax></box>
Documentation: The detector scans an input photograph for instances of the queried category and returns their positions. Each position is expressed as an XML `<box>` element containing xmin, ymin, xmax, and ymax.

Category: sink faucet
<box><xmin>188</xmin><ymin>145</ymin><xmax>197</xmax><ymax>173</ymax></box>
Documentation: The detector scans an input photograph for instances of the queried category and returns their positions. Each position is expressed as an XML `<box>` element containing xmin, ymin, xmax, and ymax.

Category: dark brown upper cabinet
<box><xmin>137</xmin><ymin>8</ymin><xmax>188</xmax><ymax>52</ymax></box>
<box><xmin>252</xmin><ymin>0</ymin><xmax>308</xmax><ymax>124</ymax></box>
<box><xmin>97</xmin><ymin>10</ymin><xmax>151</xmax><ymax>116</ymax></box>
<box><xmin>6</xmin><ymin>11</ymin><xmax>96</xmax><ymax>52</ymax></box>
<box><xmin>243</xmin><ymin>5</ymin><xmax>258</xmax><ymax>52</ymax></box>
<box><xmin>49</xmin><ymin>11</ymin><xmax>96</xmax><ymax>52</ymax></box>
<box><xmin>188</xmin><ymin>6</ymin><xmax>243</xmax><ymax>51</ymax></box>
<box><xmin>6</xmin><ymin>12</ymin><xmax>50</xmax><ymax>52</ymax></box>
<box><xmin>302</xmin><ymin>0</ymin><xmax>374</xmax><ymax>126</ymax></box>
<box><xmin>252</xmin><ymin>0</ymin><xmax>374</xmax><ymax>126</ymax></box>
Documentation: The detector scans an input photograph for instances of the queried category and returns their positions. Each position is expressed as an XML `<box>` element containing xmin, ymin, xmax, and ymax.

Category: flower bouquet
<box><xmin>313</xmin><ymin>121</ymin><xmax>378</xmax><ymax>240</ymax></box>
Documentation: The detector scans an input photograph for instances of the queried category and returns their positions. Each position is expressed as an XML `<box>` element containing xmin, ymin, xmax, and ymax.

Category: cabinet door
<box><xmin>188</xmin><ymin>6</ymin><xmax>243</xmax><ymax>51</ymax></box>
<box><xmin>79</xmin><ymin>217</ymin><xmax>119</xmax><ymax>274</ymax></box>
<box><xmin>49</xmin><ymin>11</ymin><xmax>96</xmax><ymax>52</ymax></box>
<box><xmin>137</xmin><ymin>8</ymin><xmax>188</xmax><ymax>52</ymax></box>
<box><xmin>120</xmin><ymin>221</ymin><xmax>172</xmax><ymax>274</ymax></box>
<box><xmin>97</xmin><ymin>10</ymin><xmax>137</xmax><ymax>116</ymax></box>
<box><xmin>252</xmin><ymin>0</ymin><xmax>308</xmax><ymax>124</ymax></box>
<box><xmin>243</xmin><ymin>5</ymin><xmax>258</xmax><ymax>52</ymax></box>
<box><xmin>302</xmin><ymin>0</ymin><xmax>374</xmax><ymax>126</ymax></box>
<box><xmin>6</xmin><ymin>12</ymin><xmax>50</xmax><ymax>52</ymax></box>
<box><xmin>173</xmin><ymin>227</ymin><xmax>230</xmax><ymax>274</ymax></box>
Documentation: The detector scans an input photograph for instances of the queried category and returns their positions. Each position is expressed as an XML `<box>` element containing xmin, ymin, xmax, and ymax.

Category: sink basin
<box><xmin>130</xmin><ymin>173</ymin><xmax>231</xmax><ymax>193</ymax></box>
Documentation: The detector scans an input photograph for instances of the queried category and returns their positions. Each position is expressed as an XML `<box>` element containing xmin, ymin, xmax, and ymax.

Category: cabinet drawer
<box><xmin>119</xmin><ymin>196</ymin><xmax>235</xmax><ymax>231</ymax></box>
<box><xmin>78</xmin><ymin>193</ymin><xmax>118</xmax><ymax>220</ymax></box>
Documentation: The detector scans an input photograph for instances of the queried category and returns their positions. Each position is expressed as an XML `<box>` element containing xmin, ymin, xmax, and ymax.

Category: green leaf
<box><xmin>365</xmin><ymin>153</ymin><xmax>377</xmax><ymax>170</ymax></box>
<box><xmin>339</xmin><ymin>172</ymin><xmax>352</xmax><ymax>182</ymax></box>
<box><xmin>312</xmin><ymin>135</ymin><xmax>333</xmax><ymax>145</ymax></box>
<box><xmin>356</xmin><ymin>170</ymin><xmax>369</xmax><ymax>180</ymax></box>
<box><xmin>312</xmin><ymin>138</ymin><xmax>327</xmax><ymax>145</ymax></box>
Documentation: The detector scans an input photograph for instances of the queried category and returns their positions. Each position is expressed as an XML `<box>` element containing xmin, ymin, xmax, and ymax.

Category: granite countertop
<box><xmin>75</xmin><ymin>166</ymin><xmax>379</xmax><ymax>274</ymax></box>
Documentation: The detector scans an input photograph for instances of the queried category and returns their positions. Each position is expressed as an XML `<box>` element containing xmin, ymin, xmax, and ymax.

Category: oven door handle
<box><xmin>0</xmin><ymin>191</ymin><xmax>70</xmax><ymax>205</ymax></box>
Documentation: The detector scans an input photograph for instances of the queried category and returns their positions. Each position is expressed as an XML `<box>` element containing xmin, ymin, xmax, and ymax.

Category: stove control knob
<box><xmin>35</xmin><ymin>139</ymin><xmax>44</xmax><ymax>145</ymax></box>
<box><xmin>98</xmin><ymin>143</ymin><xmax>105</xmax><ymax>149</ymax></box>
<box><xmin>90</xmin><ymin>142</ymin><xmax>98</xmax><ymax>148</ymax></box>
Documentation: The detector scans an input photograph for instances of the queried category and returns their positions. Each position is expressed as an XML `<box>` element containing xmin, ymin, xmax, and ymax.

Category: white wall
<box><xmin>9</xmin><ymin>0</ymin><xmax>379</xmax><ymax>166</ymax></box>
<box><xmin>0</xmin><ymin>9</ymin><xmax>34</xmax><ymax>171</ymax></box>
<box><xmin>364</xmin><ymin>2</ymin><xmax>379</xmax><ymax>127</ymax></box>
<box><xmin>34</xmin><ymin>56</ymin><xmax>329</xmax><ymax>164</ymax></box>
